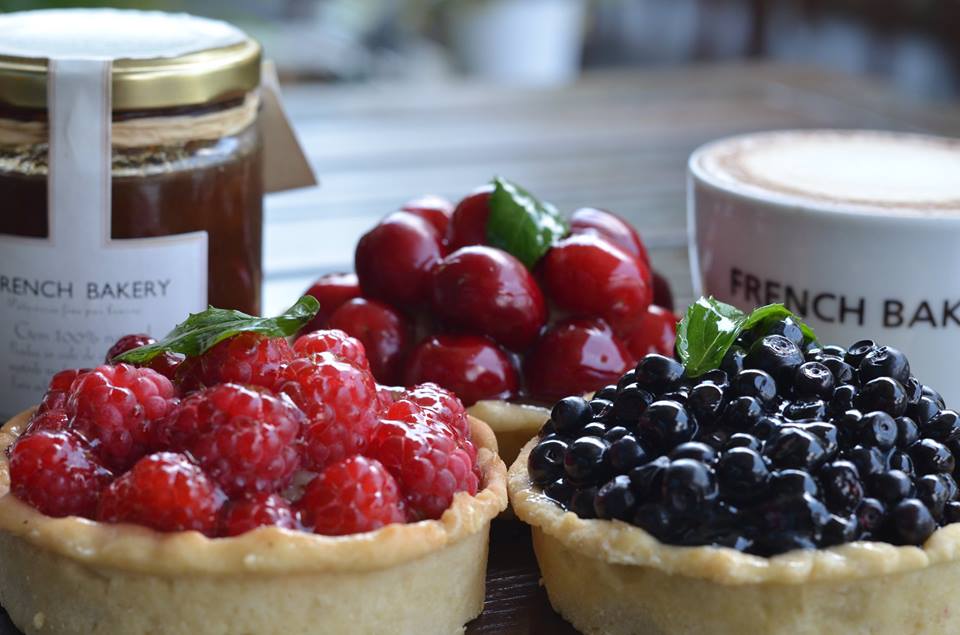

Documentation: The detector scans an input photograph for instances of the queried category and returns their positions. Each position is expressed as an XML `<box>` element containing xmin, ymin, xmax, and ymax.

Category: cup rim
<box><xmin>688</xmin><ymin>129</ymin><xmax>960</xmax><ymax>222</ymax></box>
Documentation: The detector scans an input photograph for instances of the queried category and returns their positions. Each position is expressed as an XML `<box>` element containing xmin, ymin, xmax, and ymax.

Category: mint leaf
<box><xmin>677</xmin><ymin>297</ymin><xmax>817</xmax><ymax>377</ymax></box>
<box><xmin>114</xmin><ymin>296</ymin><xmax>320</xmax><ymax>364</ymax></box>
<box><xmin>486</xmin><ymin>176</ymin><xmax>569</xmax><ymax>268</ymax></box>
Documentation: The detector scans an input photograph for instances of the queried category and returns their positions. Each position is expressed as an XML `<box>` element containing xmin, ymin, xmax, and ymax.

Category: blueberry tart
<box><xmin>509</xmin><ymin>298</ymin><xmax>960</xmax><ymax>634</ymax></box>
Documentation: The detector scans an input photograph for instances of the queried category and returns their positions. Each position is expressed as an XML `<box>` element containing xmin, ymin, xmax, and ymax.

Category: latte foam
<box><xmin>692</xmin><ymin>130</ymin><xmax>960</xmax><ymax>215</ymax></box>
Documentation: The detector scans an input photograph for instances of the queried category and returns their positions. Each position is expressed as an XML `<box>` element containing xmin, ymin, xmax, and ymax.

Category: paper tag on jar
<box><xmin>260</xmin><ymin>60</ymin><xmax>318</xmax><ymax>193</ymax></box>
<box><xmin>0</xmin><ymin>58</ymin><xmax>207</xmax><ymax>418</ymax></box>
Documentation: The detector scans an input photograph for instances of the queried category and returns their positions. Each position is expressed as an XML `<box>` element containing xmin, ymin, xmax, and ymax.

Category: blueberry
<box><xmin>922</xmin><ymin>385</ymin><xmax>946</xmax><ymax>409</ymax></box>
<box><xmin>661</xmin><ymin>459</ymin><xmax>719</xmax><ymax>514</ymax></box>
<box><xmin>793</xmin><ymin>361</ymin><xmax>835</xmax><ymax>399</ymax></box>
<box><xmin>589</xmin><ymin>398</ymin><xmax>614</xmax><ymax>419</ymax></box>
<box><xmin>670</xmin><ymin>441</ymin><xmax>718</xmax><ymax>464</ymax></box>
<box><xmin>724</xmin><ymin>433</ymin><xmax>762</xmax><ymax>452</ymax></box>
<box><xmin>616</xmin><ymin>369</ymin><xmax>638</xmax><ymax>392</ymax></box>
<box><xmin>820</xmin><ymin>460</ymin><xmax>864</xmax><ymax>514</ymax></box>
<box><xmin>563</xmin><ymin>436</ymin><xmax>609</xmax><ymax>484</ymax></box>
<box><xmin>923</xmin><ymin>410</ymin><xmax>960</xmax><ymax>443</ymax></box>
<box><xmin>720</xmin><ymin>345</ymin><xmax>748</xmax><ymax>377</ymax></box>
<box><xmin>887</xmin><ymin>450</ymin><xmax>915</xmax><ymax>476</ymax></box>
<box><xmin>907</xmin><ymin>396</ymin><xmax>941</xmax><ymax>425</ymax></box>
<box><xmin>916</xmin><ymin>474</ymin><xmax>950</xmax><ymax>519</ymax></box>
<box><xmin>594</xmin><ymin>475</ymin><xmax>637</xmax><ymax>521</ymax></box>
<box><xmin>595</xmin><ymin>385</ymin><xmax>618</xmax><ymax>401</ymax></box>
<box><xmin>602</xmin><ymin>426</ymin><xmax>631</xmax><ymax>443</ymax></box>
<box><xmin>543</xmin><ymin>478</ymin><xmax>576</xmax><ymax>507</ymax></box>
<box><xmin>770</xmin><ymin>469</ymin><xmax>819</xmax><ymax>498</ymax></box>
<box><xmin>857</xmin><ymin>411</ymin><xmax>898</xmax><ymax>450</ymax></box>
<box><xmin>821</xmin><ymin>345</ymin><xmax>847</xmax><ymax>358</ymax></box>
<box><xmin>717</xmin><ymin>447</ymin><xmax>770</xmax><ymax>503</ymax></box>
<box><xmin>822</xmin><ymin>357</ymin><xmax>856</xmax><ymax>386</ymax></box>
<box><xmin>569</xmin><ymin>486</ymin><xmax>599</xmax><ymax>519</ymax></box>
<box><xmin>759</xmin><ymin>492</ymin><xmax>830</xmax><ymax>532</ymax></box>
<box><xmin>855</xmin><ymin>377</ymin><xmax>908</xmax><ymax>417</ymax></box>
<box><xmin>687</xmin><ymin>382</ymin><xmax>726</xmax><ymax>423</ymax></box>
<box><xmin>856</xmin><ymin>497</ymin><xmax>887</xmax><ymax>534</ymax></box>
<box><xmin>909</xmin><ymin>438</ymin><xmax>956</xmax><ymax>474</ymax></box>
<box><xmin>833</xmin><ymin>408</ymin><xmax>863</xmax><ymax>445</ymax></box>
<box><xmin>733</xmin><ymin>369</ymin><xmax>778</xmax><ymax>405</ymax></box>
<box><xmin>745</xmin><ymin>335</ymin><xmax>805</xmax><ymax>385</ymax></box>
<box><xmin>765</xmin><ymin>428</ymin><xmax>827</xmax><ymax>471</ymax></box>
<box><xmin>720</xmin><ymin>396</ymin><xmax>765</xmax><ymax>431</ymax></box>
<box><xmin>751</xmin><ymin>415</ymin><xmax>783</xmax><ymax>440</ymax></box>
<box><xmin>528</xmin><ymin>438</ymin><xmax>569</xmax><ymax>486</ymax></box>
<box><xmin>820</xmin><ymin>514</ymin><xmax>858</xmax><ymax>547</ymax></box>
<box><xmin>581</xmin><ymin>421</ymin><xmax>607</xmax><ymax>437</ymax></box>
<box><xmin>628</xmin><ymin>456</ymin><xmax>670</xmax><ymax>500</ymax></box>
<box><xmin>785</xmin><ymin>422</ymin><xmax>839</xmax><ymax>461</ymax></box>
<box><xmin>895</xmin><ymin>416</ymin><xmax>920</xmax><ymax>448</ymax></box>
<box><xmin>661</xmin><ymin>388</ymin><xmax>690</xmax><ymax>404</ymax></box>
<box><xmin>633</xmin><ymin>503</ymin><xmax>676</xmax><ymax>540</ymax></box>
<box><xmin>871</xmin><ymin>470</ymin><xmax>914</xmax><ymax>505</ymax></box>
<box><xmin>904</xmin><ymin>377</ymin><xmax>923</xmax><ymax>405</ymax></box>
<box><xmin>634</xmin><ymin>354</ymin><xmax>684</xmax><ymax>394</ymax></box>
<box><xmin>946</xmin><ymin>501</ymin><xmax>960</xmax><ymax>524</ymax></box>
<box><xmin>751</xmin><ymin>531</ymin><xmax>817</xmax><ymax>556</ymax></box>
<box><xmin>940</xmin><ymin>473</ymin><xmax>959</xmax><ymax>500</ymax></box>
<box><xmin>700</xmin><ymin>368</ymin><xmax>730</xmax><ymax>389</ymax></box>
<box><xmin>783</xmin><ymin>399</ymin><xmax>827</xmax><ymax>422</ymax></box>
<box><xmin>607</xmin><ymin>435</ymin><xmax>649</xmax><ymax>473</ymax></box>
<box><xmin>766</xmin><ymin>317</ymin><xmax>805</xmax><ymax>348</ymax></box>
<box><xmin>539</xmin><ymin>419</ymin><xmax>557</xmax><ymax>438</ymax></box>
<box><xmin>637</xmin><ymin>400</ymin><xmax>697</xmax><ymax>450</ymax></box>
<box><xmin>892</xmin><ymin>498</ymin><xmax>936</xmax><ymax>545</ymax></box>
<box><xmin>846</xmin><ymin>445</ymin><xmax>887</xmax><ymax>479</ymax></box>
<box><xmin>845</xmin><ymin>339</ymin><xmax>878</xmax><ymax>368</ymax></box>
<box><xmin>858</xmin><ymin>346</ymin><xmax>910</xmax><ymax>386</ymax></box>
<box><xmin>612</xmin><ymin>383</ymin><xmax>655</xmax><ymax>425</ymax></box>
<box><xmin>550</xmin><ymin>396</ymin><xmax>592</xmax><ymax>436</ymax></box>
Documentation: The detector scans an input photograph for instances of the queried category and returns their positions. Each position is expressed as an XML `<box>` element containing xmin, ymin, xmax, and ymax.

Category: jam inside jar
<box><xmin>0</xmin><ymin>99</ymin><xmax>263</xmax><ymax>315</ymax></box>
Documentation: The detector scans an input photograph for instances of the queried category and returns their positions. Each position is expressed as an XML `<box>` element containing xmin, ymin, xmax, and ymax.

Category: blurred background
<box><xmin>2</xmin><ymin>0</ymin><xmax>957</xmax><ymax>97</ymax></box>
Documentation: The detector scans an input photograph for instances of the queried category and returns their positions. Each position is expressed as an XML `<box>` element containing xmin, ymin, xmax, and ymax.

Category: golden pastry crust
<box><xmin>509</xmin><ymin>438</ymin><xmax>960</xmax><ymax>586</ymax></box>
<box><xmin>467</xmin><ymin>400</ymin><xmax>548</xmax><ymax>469</ymax></box>
<box><xmin>0</xmin><ymin>411</ymin><xmax>507</xmax><ymax>576</ymax></box>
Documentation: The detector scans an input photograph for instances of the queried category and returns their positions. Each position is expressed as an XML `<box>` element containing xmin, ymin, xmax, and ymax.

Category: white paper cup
<box><xmin>688</xmin><ymin>129</ymin><xmax>960</xmax><ymax>402</ymax></box>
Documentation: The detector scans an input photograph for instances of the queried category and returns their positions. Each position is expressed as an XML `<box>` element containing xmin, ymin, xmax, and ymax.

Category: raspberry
<box><xmin>365</xmin><ymin>416</ymin><xmax>479</xmax><ymax>520</ymax></box>
<box><xmin>382</xmin><ymin>399</ymin><xmax>478</xmax><ymax>466</ymax></box>
<box><xmin>36</xmin><ymin>368</ymin><xmax>88</xmax><ymax>414</ymax></box>
<box><xmin>279</xmin><ymin>354</ymin><xmax>379</xmax><ymax>472</ymax></box>
<box><xmin>176</xmin><ymin>332</ymin><xmax>293</xmax><ymax>393</ymax></box>
<box><xmin>106</xmin><ymin>333</ymin><xmax>185</xmax><ymax>382</ymax></box>
<box><xmin>97</xmin><ymin>452</ymin><xmax>224</xmax><ymax>535</ymax></box>
<box><xmin>298</xmin><ymin>455</ymin><xmax>405</xmax><ymax>535</ymax></box>
<box><xmin>24</xmin><ymin>409</ymin><xmax>70</xmax><ymax>436</ymax></box>
<box><xmin>9</xmin><ymin>430</ymin><xmax>112</xmax><ymax>518</ymax></box>
<box><xmin>184</xmin><ymin>386</ymin><xmax>303</xmax><ymax>497</ymax></box>
<box><xmin>67</xmin><ymin>364</ymin><xmax>179</xmax><ymax>471</ymax></box>
<box><xmin>219</xmin><ymin>493</ymin><xmax>300</xmax><ymax>537</ymax></box>
<box><xmin>376</xmin><ymin>384</ymin><xmax>399</xmax><ymax>412</ymax></box>
<box><xmin>402</xmin><ymin>383</ymin><xmax>470</xmax><ymax>440</ymax></box>
<box><xmin>293</xmin><ymin>329</ymin><xmax>371</xmax><ymax>373</ymax></box>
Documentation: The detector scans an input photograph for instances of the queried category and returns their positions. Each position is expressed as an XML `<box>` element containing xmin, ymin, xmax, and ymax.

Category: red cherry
<box><xmin>405</xmin><ymin>335</ymin><xmax>518</xmax><ymax>405</ymax></box>
<box><xmin>539</xmin><ymin>234</ymin><xmax>652</xmax><ymax>333</ymax></box>
<box><xmin>355</xmin><ymin>212</ymin><xmax>444</xmax><ymax>307</ymax></box>
<box><xmin>401</xmin><ymin>195</ymin><xmax>454</xmax><ymax>237</ymax></box>
<box><xmin>524</xmin><ymin>318</ymin><xmax>632</xmax><ymax>402</ymax></box>
<box><xmin>652</xmin><ymin>269</ymin><xmax>675</xmax><ymax>312</ymax></box>
<box><xmin>621</xmin><ymin>305</ymin><xmax>678</xmax><ymax>361</ymax></box>
<box><xmin>431</xmin><ymin>246</ymin><xmax>547</xmax><ymax>351</ymax></box>
<box><xmin>446</xmin><ymin>185</ymin><xmax>493</xmax><ymax>250</ymax></box>
<box><xmin>303</xmin><ymin>272</ymin><xmax>361</xmax><ymax>332</ymax></box>
<box><xmin>328</xmin><ymin>298</ymin><xmax>411</xmax><ymax>385</ymax></box>
<box><xmin>570</xmin><ymin>207</ymin><xmax>651</xmax><ymax>272</ymax></box>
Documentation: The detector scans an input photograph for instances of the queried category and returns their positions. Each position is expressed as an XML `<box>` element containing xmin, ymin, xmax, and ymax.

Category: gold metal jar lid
<box><xmin>0</xmin><ymin>9</ymin><xmax>261</xmax><ymax>111</ymax></box>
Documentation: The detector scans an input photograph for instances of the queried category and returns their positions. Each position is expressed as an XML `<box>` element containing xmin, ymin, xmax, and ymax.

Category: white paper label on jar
<box><xmin>0</xmin><ymin>58</ymin><xmax>207</xmax><ymax>418</ymax></box>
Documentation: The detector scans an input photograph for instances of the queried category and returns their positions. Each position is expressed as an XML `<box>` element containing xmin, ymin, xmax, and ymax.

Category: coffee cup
<box><xmin>687</xmin><ymin>129</ymin><xmax>960</xmax><ymax>402</ymax></box>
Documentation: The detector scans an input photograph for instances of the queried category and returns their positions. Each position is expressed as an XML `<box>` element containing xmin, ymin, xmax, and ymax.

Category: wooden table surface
<box><xmin>2</xmin><ymin>62</ymin><xmax>959</xmax><ymax>635</ymax></box>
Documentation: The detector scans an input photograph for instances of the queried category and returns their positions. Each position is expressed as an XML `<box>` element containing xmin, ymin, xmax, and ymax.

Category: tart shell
<box><xmin>509</xmin><ymin>438</ymin><xmax>960</xmax><ymax>635</ymax></box>
<box><xmin>467</xmin><ymin>400</ymin><xmax>549</xmax><ymax>469</ymax></box>
<box><xmin>0</xmin><ymin>411</ymin><xmax>508</xmax><ymax>635</ymax></box>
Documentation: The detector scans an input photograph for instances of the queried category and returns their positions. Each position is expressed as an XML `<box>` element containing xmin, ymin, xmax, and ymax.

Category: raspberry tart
<box><xmin>0</xmin><ymin>299</ymin><xmax>507</xmax><ymax>635</ymax></box>
<box><xmin>302</xmin><ymin>177</ymin><xmax>678</xmax><ymax>466</ymax></box>
<box><xmin>509</xmin><ymin>297</ymin><xmax>960</xmax><ymax>634</ymax></box>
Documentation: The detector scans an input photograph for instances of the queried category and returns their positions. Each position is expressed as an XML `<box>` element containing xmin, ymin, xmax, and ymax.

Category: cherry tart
<box><xmin>0</xmin><ymin>328</ymin><xmax>507</xmax><ymax>635</ymax></box>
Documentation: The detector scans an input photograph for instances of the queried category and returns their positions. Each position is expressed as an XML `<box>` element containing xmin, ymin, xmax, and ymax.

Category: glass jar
<box><xmin>0</xmin><ymin>9</ymin><xmax>263</xmax><ymax>415</ymax></box>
